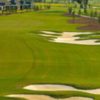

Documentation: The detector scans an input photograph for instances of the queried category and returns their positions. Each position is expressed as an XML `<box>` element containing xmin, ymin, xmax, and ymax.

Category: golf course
<box><xmin>0</xmin><ymin>1</ymin><xmax>100</xmax><ymax>100</ymax></box>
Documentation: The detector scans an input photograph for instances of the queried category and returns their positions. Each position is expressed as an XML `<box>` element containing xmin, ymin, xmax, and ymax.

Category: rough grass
<box><xmin>0</xmin><ymin>6</ymin><xmax>100</xmax><ymax>100</ymax></box>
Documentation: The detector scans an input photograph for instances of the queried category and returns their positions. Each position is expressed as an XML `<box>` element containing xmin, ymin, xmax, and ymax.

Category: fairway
<box><xmin>0</xmin><ymin>5</ymin><xmax>100</xmax><ymax>100</ymax></box>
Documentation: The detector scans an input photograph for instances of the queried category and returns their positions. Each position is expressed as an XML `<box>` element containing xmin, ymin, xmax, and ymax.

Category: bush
<box><xmin>46</xmin><ymin>5</ymin><xmax>51</xmax><ymax>9</ymax></box>
<box><xmin>68</xmin><ymin>7</ymin><xmax>73</xmax><ymax>15</ymax></box>
<box><xmin>84</xmin><ymin>8</ymin><xmax>88</xmax><ymax>15</ymax></box>
<box><xmin>98</xmin><ymin>16</ymin><xmax>100</xmax><ymax>23</ymax></box>
<box><xmin>78</xmin><ymin>9</ymin><xmax>82</xmax><ymax>16</ymax></box>
<box><xmin>33</xmin><ymin>5</ymin><xmax>40</xmax><ymax>11</ymax></box>
<box><xmin>94</xmin><ymin>10</ymin><xmax>98</xmax><ymax>17</ymax></box>
<box><xmin>90</xmin><ymin>10</ymin><xmax>94</xmax><ymax>17</ymax></box>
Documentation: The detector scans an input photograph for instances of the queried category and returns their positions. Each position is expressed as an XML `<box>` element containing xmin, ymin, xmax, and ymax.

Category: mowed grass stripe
<box><xmin>19</xmin><ymin>33</ymin><xmax>100</xmax><ymax>87</ymax></box>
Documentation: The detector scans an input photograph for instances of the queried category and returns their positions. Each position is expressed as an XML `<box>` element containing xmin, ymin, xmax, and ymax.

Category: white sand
<box><xmin>41</xmin><ymin>31</ymin><xmax>57</xmax><ymax>34</ymax></box>
<box><xmin>53</xmin><ymin>32</ymin><xmax>100</xmax><ymax>45</ymax></box>
<box><xmin>6</xmin><ymin>95</ymin><xmax>55</xmax><ymax>100</ymax></box>
<box><xmin>41</xmin><ymin>31</ymin><xmax>100</xmax><ymax>45</ymax></box>
<box><xmin>62</xmin><ymin>97</ymin><xmax>93</xmax><ymax>100</ymax></box>
<box><xmin>24</xmin><ymin>84</ymin><xmax>76</xmax><ymax>91</ymax></box>
<box><xmin>39</xmin><ymin>34</ymin><xmax>53</xmax><ymax>37</ymax></box>
<box><xmin>24</xmin><ymin>84</ymin><xmax>100</xmax><ymax>95</ymax></box>
<box><xmin>6</xmin><ymin>95</ymin><xmax>93</xmax><ymax>100</ymax></box>
<box><xmin>81</xmin><ymin>89</ymin><xmax>100</xmax><ymax>94</ymax></box>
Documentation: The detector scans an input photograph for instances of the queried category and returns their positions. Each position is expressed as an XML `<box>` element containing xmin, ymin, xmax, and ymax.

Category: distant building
<box><xmin>0</xmin><ymin>0</ymin><xmax>33</xmax><ymax>10</ymax></box>
<box><xmin>0</xmin><ymin>0</ymin><xmax>33</xmax><ymax>5</ymax></box>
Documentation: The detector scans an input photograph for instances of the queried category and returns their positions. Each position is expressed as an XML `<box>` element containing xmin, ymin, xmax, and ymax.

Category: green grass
<box><xmin>0</xmin><ymin>6</ymin><xmax>100</xmax><ymax>100</ymax></box>
<box><xmin>75</xmin><ymin>32</ymin><xmax>100</xmax><ymax>42</ymax></box>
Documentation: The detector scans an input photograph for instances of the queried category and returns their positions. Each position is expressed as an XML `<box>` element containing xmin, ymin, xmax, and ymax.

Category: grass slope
<box><xmin>0</xmin><ymin>6</ymin><xmax>100</xmax><ymax>100</ymax></box>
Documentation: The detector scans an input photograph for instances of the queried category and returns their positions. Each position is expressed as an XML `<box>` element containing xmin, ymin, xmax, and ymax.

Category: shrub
<box><xmin>94</xmin><ymin>10</ymin><xmax>98</xmax><ymax>17</ymax></box>
<box><xmin>68</xmin><ymin>7</ymin><xmax>73</xmax><ymax>15</ymax></box>
<box><xmin>33</xmin><ymin>5</ymin><xmax>40</xmax><ymax>11</ymax></box>
<box><xmin>84</xmin><ymin>8</ymin><xmax>88</xmax><ymax>15</ymax></box>
<box><xmin>78</xmin><ymin>9</ymin><xmax>82</xmax><ymax>16</ymax></box>
<box><xmin>98</xmin><ymin>15</ymin><xmax>100</xmax><ymax>23</ymax></box>
<box><xmin>90</xmin><ymin>10</ymin><xmax>94</xmax><ymax>17</ymax></box>
<box><xmin>46</xmin><ymin>5</ymin><xmax>51</xmax><ymax>9</ymax></box>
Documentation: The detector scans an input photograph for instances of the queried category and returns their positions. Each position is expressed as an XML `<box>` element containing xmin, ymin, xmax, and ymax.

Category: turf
<box><xmin>0</xmin><ymin>5</ymin><xmax>100</xmax><ymax>100</ymax></box>
<box><xmin>75</xmin><ymin>32</ymin><xmax>100</xmax><ymax>42</ymax></box>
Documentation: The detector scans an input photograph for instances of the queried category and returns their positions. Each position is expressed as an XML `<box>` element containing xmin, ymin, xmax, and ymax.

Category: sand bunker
<box><xmin>40</xmin><ymin>34</ymin><xmax>53</xmax><ymax>37</ymax></box>
<box><xmin>24</xmin><ymin>84</ymin><xmax>77</xmax><ymax>91</ymax></box>
<box><xmin>6</xmin><ymin>95</ymin><xmax>55</xmax><ymax>100</ymax></box>
<box><xmin>24</xmin><ymin>84</ymin><xmax>100</xmax><ymax>95</ymax></box>
<box><xmin>41</xmin><ymin>31</ymin><xmax>57</xmax><ymax>34</ymax></box>
<box><xmin>53</xmin><ymin>32</ymin><xmax>100</xmax><ymax>45</ymax></box>
<box><xmin>63</xmin><ymin>97</ymin><xmax>93</xmax><ymax>100</ymax></box>
<box><xmin>41</xmin><ymin>31</ymin><xmax>100</xmax><ymax>45</ymax></box>
<box><xmin>6</xmin><ymin>95</ymin><xmax>93</xmax><ymax>100</ymax></box>
<box><xmin>6</xmin><ymin>84</ymin><xmax>94</xmax><ymax>100</ymax></box>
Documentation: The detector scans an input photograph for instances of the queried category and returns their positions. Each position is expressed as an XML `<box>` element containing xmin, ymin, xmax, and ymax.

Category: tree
<box><xmin>73</xmin><ymin>0</ymin><xmax>89</xmax><ymax>10</ymax></box>
<box><xmin>72</xmin><ymin>10</ymin><xmax>76</xmax><ymax>23</ymax></box>
<box><xmin>78</xmin><ymin>9</ymin><xmax>81</xmax><ymax>16</ymax></box>
<box><xmin>10</xmin><ymin>0</ymin><xmax>16</xmax><ymax>5</ymax></box>
<box><xmin>68</xmin><ymin>7</ymin><xmax>73</xmax><ymax>15</ymax></box>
